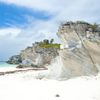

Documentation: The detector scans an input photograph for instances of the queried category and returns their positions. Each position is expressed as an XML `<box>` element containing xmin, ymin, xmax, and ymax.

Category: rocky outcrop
<box><xmin>7</xmin><ymin>40</ymin><xmax>60</xmax><ymax>68</ymax></box>
<box><xmin>45</xmin><ymin>21</ymin><xmax>100</xmax><ymax>80</ymax></box>
<box><xmin>7</xmin><ymin>55</ymin><xmax>22</xmax><ymax>64</ymax></box>
<box><xmin>7</xmin><ymin>21</ymin><xmax>100</xmax><ymax>80</ymax></box>
<box><xmin>20</xmin><ymin>45</ymin><xmax>59</xmax><ymax>67</ymax></box>
<box><xmin>57</xmin><ymin>21</ymin><xmax>100</xmax><ymax>47</ymax></box>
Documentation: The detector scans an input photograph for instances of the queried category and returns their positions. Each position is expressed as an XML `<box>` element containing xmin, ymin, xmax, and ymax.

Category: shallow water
<box><xmin>0</xmin><ymin>62</ymin><xmax>17</xmax><ymax>68</ymax></box>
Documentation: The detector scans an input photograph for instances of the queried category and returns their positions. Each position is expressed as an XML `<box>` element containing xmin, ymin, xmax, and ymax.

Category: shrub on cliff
<box><xmin>89</xmin><ymin>23</ymin><xmax>98</xmax><ymax>32</ymax></box>
<box><xmin>38</xmin><ymin>39</ymin><xmax>60</xmax><ymax>49</ymax></box>
<box><xmin>39</xmin><ymin>43</ymin><xmax>60</xmax><ymax>49</ymax></box>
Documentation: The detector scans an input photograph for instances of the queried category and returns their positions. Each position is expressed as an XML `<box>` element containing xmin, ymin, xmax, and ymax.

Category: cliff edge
<box><xmin>7</xmin><ymin>39</ymin><xmax>60</xmax><ymax>68</ymax></box>
<box><xmin>45</xmin><ymin>21</ymin><xmax>100</xmax><ymax>80</ymax></box>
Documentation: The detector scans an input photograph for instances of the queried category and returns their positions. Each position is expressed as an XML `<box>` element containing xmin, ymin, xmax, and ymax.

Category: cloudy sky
<box><xmin>0</xmin><ymin>0</ymin><xmax>100</xmax><ymax>60</ymax></box>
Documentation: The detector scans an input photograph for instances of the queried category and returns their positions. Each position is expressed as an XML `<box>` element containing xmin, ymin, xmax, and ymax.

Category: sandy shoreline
<box><xmin>0</xmin><ymin>67</ymin><xmax>100</xmax><ymax>100</ymax></box>
<box><xmin>0</xmin><ymin>67</ymin><xmax>47</xmax><ymax>75</ymax></box>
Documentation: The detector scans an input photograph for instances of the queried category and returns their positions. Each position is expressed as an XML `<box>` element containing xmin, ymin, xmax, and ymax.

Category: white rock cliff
<box><xmin>46</xmin><ymin>21</ymin><xmax>100</xmax><ymax>80</ymax></box>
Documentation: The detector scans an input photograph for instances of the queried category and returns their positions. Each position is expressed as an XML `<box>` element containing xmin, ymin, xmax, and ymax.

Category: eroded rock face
<box><xmin>7</xmin><ymin>41</ymin><xmax>59</xmax><ymax>68</ymax></box>
<box><xmin>7</xmin><ymin>55</ymin><xmax>22</xmax><ymax>64</ymax></box>
<box><xmin>54</xmin><ymin>21</ymin><xmax>100</xmax><ymax>79</ymax></box>
<box><xmin>57</xmin><ymin>21</ymin><xmax>100</xmax><ymax>46</ymax></box>
<box><xmin>7</xmin><ymin>21</ymin><xmax>100</xmax><ymax>80</ymax></box>
<box><xmin>20</xmin><ymin>45</ymin><xmax>59</xmax><ymax>67</ymax></box>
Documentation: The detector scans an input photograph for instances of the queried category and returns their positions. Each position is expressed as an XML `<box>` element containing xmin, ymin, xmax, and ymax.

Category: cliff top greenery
<box><xmin>37</xmin><ymin>39</ymin><xmax>60</xmax><ymax>49</ymax></box>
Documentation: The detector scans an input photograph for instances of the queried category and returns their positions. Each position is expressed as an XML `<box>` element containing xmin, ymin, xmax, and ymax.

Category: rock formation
<box><xmin>7</xmin><ymin>21</ymin><xmax>100</xmax><ymax>80</ymax></box>
<box><xmin>44</xmin><ymin>21</ymin><xmax>100</xmax><ymax>80</ymax></box>
<box><xmin>7</xmin><ymin>55</ymin><xmax>22</xmax><ymax>64</ymax></box>
<box><xmin>7</xmin><ymin>39</ymin><xmax>60</xmax><ymax>68</ymax></box>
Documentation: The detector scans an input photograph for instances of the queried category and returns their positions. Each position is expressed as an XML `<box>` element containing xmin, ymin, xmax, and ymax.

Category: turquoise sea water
<box><xmin>0</xmin><ymin>62</ymin><xmax>17</xmax><ymax>68</ymax></box>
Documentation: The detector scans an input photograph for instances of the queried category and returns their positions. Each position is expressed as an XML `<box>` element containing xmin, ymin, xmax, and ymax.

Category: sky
<box><xmin>0</xmin><ymin>0</ymin><xmax>100</xmax><ymax>61</ymax></box>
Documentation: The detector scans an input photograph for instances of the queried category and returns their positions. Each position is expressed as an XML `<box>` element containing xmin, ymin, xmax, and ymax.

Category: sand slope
<box><xmin>0</xmin><ymin>71</ymin><xmax>100</xmax><ymax>100</ymax></box>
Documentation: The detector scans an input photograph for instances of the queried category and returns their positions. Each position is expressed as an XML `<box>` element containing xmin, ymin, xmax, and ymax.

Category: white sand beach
<box><xmin>0</xmin><ymin>67</ymin><xmax>16</xmax><ymax>72</ymax></box>
<box><xmin>0</xmin><ymin>68</ymin><xmax>100</xmax><ymax>100</ymax></box>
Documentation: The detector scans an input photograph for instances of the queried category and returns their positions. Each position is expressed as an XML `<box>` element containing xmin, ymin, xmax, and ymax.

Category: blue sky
<box><xmin>0</xmin><ymin>0</ymin><xmax>100</xmax><ymax>60</ymax></box>
<box><xmin>0</xmin><ymin>2</ymin><xmax>51</xmax><ymax>28</ymax></box>
<box><xmin>0</xmin><ymin>1</ymin><xmax>54</xmax><ymax>60</ymax></box>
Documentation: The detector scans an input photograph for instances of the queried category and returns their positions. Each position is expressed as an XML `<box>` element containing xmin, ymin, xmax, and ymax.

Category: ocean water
<box><xmin>0</xmin><ymin>62</ymin><xmax>17</xmax><ymax>68</ymax></box>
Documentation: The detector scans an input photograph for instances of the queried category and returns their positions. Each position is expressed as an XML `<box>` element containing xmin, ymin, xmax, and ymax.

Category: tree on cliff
<box><xmin>43</xmin><ymin>39</ymin><xmax>49</xmax><ymax>44</ymax></box>
<box><xmin>50</xmin><ymin>38</ymin><xmax>54</xmax><ymax>44</ymax></box>
<box><xmin>90</xmin><ymin>23</ymin><xmax>98</xmax><ymax>32</ymax></box>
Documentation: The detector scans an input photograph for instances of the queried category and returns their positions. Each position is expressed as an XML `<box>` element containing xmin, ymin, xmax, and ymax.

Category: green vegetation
<box><xmin>89</xmin><ymin>23</ymin><xmax>98</xmax><ymax>32</ymax></box>
<box><xmin>77</xmin><ymin>21</ymin><xmax>99</xmax><ymax>32</ymax></box>
<box><xmin>31</xmin><ymin>64</ymin><xmax>38</xmax><ymax>67</ymax></box>
<box><xmin>76</xmin><ymin>21</ymin><xmax>89</xmax><ymax>24</ymax></box>
<box><xmin>43</xmin><ymin>39</ymin><xmax>49</xmax><ymax>44</ymax></box>
<box><xmin>38</xmin><ymin>39</ymin><xmax>60</xmax><ymax>49</ymax></box>
<box><xmin>50</xmin><ymin>38</ymin><xmax>54</xmax><ymax>44</ymax></box>
<box><xmin>39</xmin><ymin>43</ymin><xmax>60</xmax><ymax>49</ymax></box>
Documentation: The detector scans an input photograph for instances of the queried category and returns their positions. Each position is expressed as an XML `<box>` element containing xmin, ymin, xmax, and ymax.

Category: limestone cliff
<box><xmin>20</xmin><ymin>42</ymin><xmax>59</xmax><ymax>67</ymax></box>
<box><xmin>45</xmin><ymin>21</ymin><xmax>100</xmax><ymax>80</ymax></box>
<box><xmin>7</xmin><ymin>21</ymin><xmax>100</xmax><ymax>80</ymax></box>
<box><xmin>7</xmin><ymin>55</ymin><xmax>22</xmax><ymax>64</ymax></box>
<box><xmin>7</xmin><ymin>39</ymin><xmax>60</xmax><ymax>68</ymax></box>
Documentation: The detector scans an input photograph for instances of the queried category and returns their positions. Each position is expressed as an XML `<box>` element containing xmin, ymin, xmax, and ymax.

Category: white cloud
<box><xmin>1</xmin><ymin>0</ymin><xmax>100</xmax><ymax>25</ymax></box>
<box><xmin>1</xmin><ymin>0</ymin><xmax>100</xmax><ymax>22</ymax></box>
<box><xmin>2</xmin><ymin>0</ymin><xmax>100</xmax><ymax>30</ymax></box>
<box><xmin>0</xmin><ymin>28</ymin><xmax>21</xmax><ymax>38</ymax></box>
<box><xmin>0</xmin><ymin>0</ymin><xmax>61</xmax><ymax>13</ymax></box>
<box><xmin>0</xmin><ymin>28</ymin><xmax>35</xmax><ymax>60</ymax></box>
